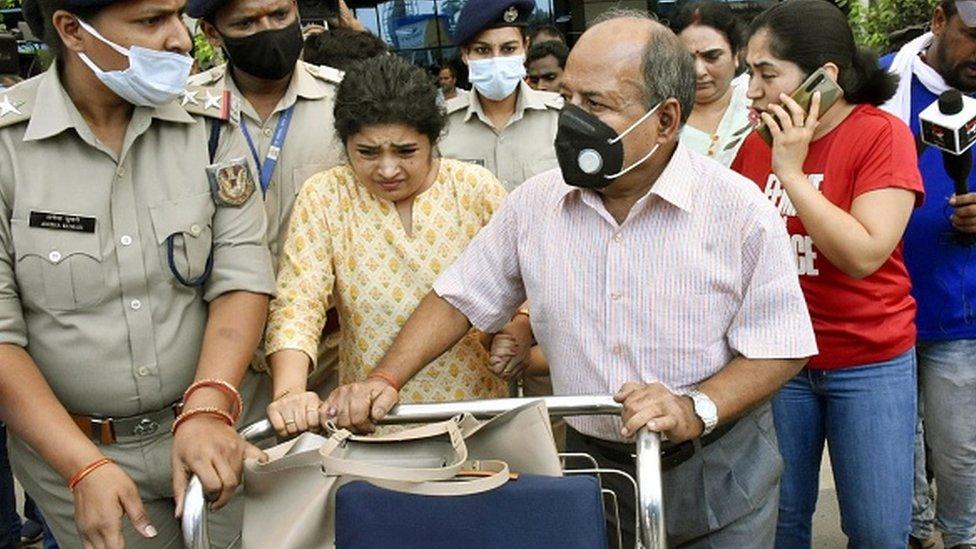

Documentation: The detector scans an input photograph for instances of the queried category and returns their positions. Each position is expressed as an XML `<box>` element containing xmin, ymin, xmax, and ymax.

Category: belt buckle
<box><xmin>89</xmin><ymin>417</ymin><xmax>111</xmax><ymax>443</ymax></box>
<box><xmin>132</xmin><ymin>417</ymin><xmax>160</xmax><ymax>437</ymax></box>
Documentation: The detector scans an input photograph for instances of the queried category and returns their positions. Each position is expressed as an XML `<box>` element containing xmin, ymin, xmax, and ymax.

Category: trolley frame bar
<box><xmin>181</xmin><ymin>395</ymin><xmax>666</xmax><ymax>549</ymax></box>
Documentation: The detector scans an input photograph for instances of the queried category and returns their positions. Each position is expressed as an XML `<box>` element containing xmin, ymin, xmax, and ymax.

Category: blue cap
<box><xmin>185</xmin><ymin>0</ymin><xmax>229</xmax><ymax>19</ymax></box>
<box><xmin>453</xmin><ymin>0</ymin><xmax>535</xmax><ymax>47</ymax></box>
<box><xmin>59</xmin><ymin>0</ymin><xmax>120</xmax><ymax>7</ymax></box>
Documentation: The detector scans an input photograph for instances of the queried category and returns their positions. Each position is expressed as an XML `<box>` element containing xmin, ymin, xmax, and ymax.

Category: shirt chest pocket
<box><xmin>11</xmin><ymin>219</ymin><xmax>105</xmax><ymax>311</ymax></box>
<box><xmin>149</xmin><ymin>193</ymin><xmax>215</xmax><ymax>286</ymax></box>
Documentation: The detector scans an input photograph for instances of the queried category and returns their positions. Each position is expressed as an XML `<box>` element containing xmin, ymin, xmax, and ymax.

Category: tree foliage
<box><xmin>841</xmin><ymin>0</ymin><xmax>937</xmax><ymax>51</ymax></box>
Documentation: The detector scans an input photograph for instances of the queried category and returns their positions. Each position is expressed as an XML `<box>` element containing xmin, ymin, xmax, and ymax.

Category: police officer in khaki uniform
<box><xmin>0</xmin><ymin>0</ymin><xmax>275</xmax><ymax>545</ymax></box>
<box><xmin>438</xmin><ymin>0</ymin><xmax>563</xmax><ymax>192</ymax></box>
<box><xmin>187</xmin><ymin>0</ymin><xmax>344</xmax><ymax>417</ymax></box>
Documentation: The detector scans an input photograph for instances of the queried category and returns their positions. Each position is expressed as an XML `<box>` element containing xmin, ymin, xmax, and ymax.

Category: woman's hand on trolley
<box><xmin>267</xmin><ymin>390</ymin><xmax>327</xmax><ymax>438</ymax></box>
<box><xmin>324</xmin><ymin>376</ymin><xmax>400</xmax><ymax>434</ymax></box>
<box><xmin>171</xmin><ymin>415</ymin><xmax>266</xmax><ymax>518</ymax></box>
<box><xmin>72</xmin><ymin>460</ymin><xmax>156</xmax><ymax>549</ymax></box>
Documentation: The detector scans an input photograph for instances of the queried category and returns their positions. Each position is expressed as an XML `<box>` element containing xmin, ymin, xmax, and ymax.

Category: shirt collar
<box><xmin>231</xmin><ymin>61</ymin><xmax>324</xmax><ymax>123</ymax></box>
<box><xmin>463</xmin><ymin>80</ymin><xmax>546</xmax><ymax>126</ymax></box>
<box><xmin>24</xmin><ymin>65</ymin><xmax>193</xmax><ymax>142</ymax></box>
<box><xmin>556</xmin><ymin>142</ymin><xmax>698</xmax><ymax>215</ymax></box>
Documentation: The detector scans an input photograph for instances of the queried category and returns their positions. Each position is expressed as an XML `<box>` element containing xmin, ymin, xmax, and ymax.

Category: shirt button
<box><xmin>48</xmin><ymin>250</ymin><xmax>61</xmax><ymax>262</ymax></box>
<box><xmin>137</xmin><ymin>366</ymin><xmax>150</xmax><ymax>377</ymax></box>
<box><xmin>116</xmin><ymin>167</ymin><xmax>125</xmax><ymax>177</ymax></box>
<box><xmin>613</xmin><ymin>233</ymin><xmax>622</xmax><ymax>243</ymax></box>
<box><xmin>611</xmin><ymin>293</ymin><xmax>621</xmax><ymax>301</ymax></box>
<box><xmin>130</xmin><ymin>299</ymin><xmax>142</xmax><ymax>310</ymax></box>
<box><xmin>263</xmin><ymin>127</ymin><xmax>273</xmax><ymax>137</ymax></box>
<box><xmin>189</xmin><ymin>224</ymin><xmax>202</xmax><ymax>237</ymax></box>
<box><xmin>120</xmin><ymin>235</ymin><xmax>133</xmax><ymax>246</ymax></box>
<box><xmin>612</xmin><ymin>345</ymin><xmax>622</xmax><ymax>355</ymax></box>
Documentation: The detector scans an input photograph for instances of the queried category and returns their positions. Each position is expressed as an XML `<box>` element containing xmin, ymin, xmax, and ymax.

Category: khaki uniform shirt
<box><xmin>438</xmin><ymin>81</ymin><xmax>562</xmax><ymax>191</ymax></box>
<box><xmin>0</xmin><ymin>67</ymin><xmax>276</xmax><ymax>417</ymax></box>
<box><xmin>188</xmin><ymin>61</ymin><xmax>345</xmax><ymax>269</ymax></box>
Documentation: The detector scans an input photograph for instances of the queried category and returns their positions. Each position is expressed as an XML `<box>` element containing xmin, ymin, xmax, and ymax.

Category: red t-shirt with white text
<box><xmin>732</xmin><ymin>104</ymin><xmax>924</xmax><ymax>369</ymax></box>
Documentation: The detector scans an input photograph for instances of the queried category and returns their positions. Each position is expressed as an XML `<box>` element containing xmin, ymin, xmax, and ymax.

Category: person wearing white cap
<box><xmin>880</xmin><ymin>3</ymin><xmax>976</xmax><ymax>548</ymax></box>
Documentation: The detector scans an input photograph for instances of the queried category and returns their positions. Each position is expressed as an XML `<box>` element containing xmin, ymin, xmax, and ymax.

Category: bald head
<box><xmin>567</xmin><ymin>13</ymin><xmax>695</xmax><ymax>121</ymax></box>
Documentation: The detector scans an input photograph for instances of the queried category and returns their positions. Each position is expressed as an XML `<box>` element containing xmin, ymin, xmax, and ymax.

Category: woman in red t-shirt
<box><xmin>731</xmin><ymin>1</ymin><xmax>924</xmax><ymax>547</ymax></box>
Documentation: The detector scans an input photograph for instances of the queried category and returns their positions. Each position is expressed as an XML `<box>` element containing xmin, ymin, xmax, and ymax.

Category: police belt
<box><xmin>578</xmin><ymin>419</ymin><xmax>738</xmax><ymax>472</ymax></box>
<box><xmin>70</xmin><ymin>402</ymin><xmax>182</xmax><ymax>444</ymax></box>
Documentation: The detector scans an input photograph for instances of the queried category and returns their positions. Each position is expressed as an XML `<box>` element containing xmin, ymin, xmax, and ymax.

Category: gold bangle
<box><xmin>171</xmin><ymin>407</ymin><xmax>235</xmax><ymax>434</ymax></box>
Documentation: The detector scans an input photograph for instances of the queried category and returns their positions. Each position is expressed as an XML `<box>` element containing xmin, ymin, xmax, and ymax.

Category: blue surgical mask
<box><xmin>467</xmin><ymin>55</ymin><xmax>526</xmax><ymax>101</ymax></box>
<box><xmin>76</xmin><ymin>18</ymin><xmax>193</xmax><ymax>108</ymax></box>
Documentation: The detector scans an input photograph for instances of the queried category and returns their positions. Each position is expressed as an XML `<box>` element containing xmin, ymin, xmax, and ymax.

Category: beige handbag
<box><xmin>241</xmin><ymin>400</ymin><xmax>562</xmax><ymax>549</ymax></box>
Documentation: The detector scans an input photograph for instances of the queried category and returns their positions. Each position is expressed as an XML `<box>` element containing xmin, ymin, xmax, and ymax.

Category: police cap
<box><xmin>453</xmin><ymin>0</ymin><xmax>535</xmax><ymax>47</ymax></box>
<box><xmin>185</xmin><ymin>0</ymin><xmax>230</xmax><ymax>20</ymax></box>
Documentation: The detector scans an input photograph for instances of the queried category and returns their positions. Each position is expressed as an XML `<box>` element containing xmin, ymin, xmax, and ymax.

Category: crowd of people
<box><xmin>0</xmin><ymin>0</ymin><xmax>974</xmax><ymax>548</ymax></box>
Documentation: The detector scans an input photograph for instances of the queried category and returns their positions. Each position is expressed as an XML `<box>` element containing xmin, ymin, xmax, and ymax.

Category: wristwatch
<box><xmin>687</xmin><ymin>390</ymin><xmax>719</xmax><ymax>437</ymax></box>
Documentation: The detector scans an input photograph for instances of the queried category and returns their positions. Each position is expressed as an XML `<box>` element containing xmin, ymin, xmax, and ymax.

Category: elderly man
<box><xmin>325</xmin><ymin>12</ymin><xmax>817</xmax><ymax>547</ymax></box>
<box><xmin>881</xmin><ymin>2</ymin><xmax>976</xmax><ymax>548</ymax></box>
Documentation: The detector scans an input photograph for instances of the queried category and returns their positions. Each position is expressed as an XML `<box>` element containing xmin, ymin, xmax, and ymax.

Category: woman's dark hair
<box><xmin>670</xmin><ymin>1</ymin><xmax>743</xmax><ymax>54</ymax></box>
<box><xmin>334</xmin><ymin>54</ymin><xmax>446</xmax><ymax>146</ymax></box>
<box><xmin>22</xmin><ymin>0</ymin><xmax>104</xmax><ymax>56</ymax></box>
<box><xmin>303</xmin><ymin>28</ymin><xmax>388</xmax><ymax>72</ymax></box>
<box><xmin>748</xmin><ymin>0</ymin><xmax>897</xmax><ymax>106</ymax></box>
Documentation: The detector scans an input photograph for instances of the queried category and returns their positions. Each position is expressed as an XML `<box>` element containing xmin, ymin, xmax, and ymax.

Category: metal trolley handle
<box><xmin>181</xmin><ymin>395</ymin><xmax>666</xmax><ymax>549</ymax></box>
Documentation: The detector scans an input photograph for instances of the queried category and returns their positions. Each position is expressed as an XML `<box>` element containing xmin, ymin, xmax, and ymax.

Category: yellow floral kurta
<box><xmin>265</xmin><ymin>159</ymin><xmax>509</xmax><ymax>403</ymax></box>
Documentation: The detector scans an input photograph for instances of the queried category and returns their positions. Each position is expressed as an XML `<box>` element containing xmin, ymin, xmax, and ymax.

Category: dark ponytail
<box><xmin>843</xmin><ymin>48</ymin><xmax>898</xmax><ymax>105</ymax></box>
<box><xmin>749</xmin><ymin>0</ymin><xmax>897</xmax><ymax>106</ymax></box>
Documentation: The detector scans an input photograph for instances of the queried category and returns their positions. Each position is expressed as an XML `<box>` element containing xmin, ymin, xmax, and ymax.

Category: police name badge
<box><xmin>207</xmin><ymin>158</ymin><xmax>255</xmax><ymax>207</ymax></box>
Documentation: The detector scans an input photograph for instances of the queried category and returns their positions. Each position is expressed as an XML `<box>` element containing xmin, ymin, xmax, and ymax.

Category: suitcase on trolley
<box><xmin>335</xmin><ymin>475</ymin><xmax>608</xmax><ymax>549</ymax></box>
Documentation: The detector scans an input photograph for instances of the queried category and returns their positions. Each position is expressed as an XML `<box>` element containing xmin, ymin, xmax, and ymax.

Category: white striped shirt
<box><xmin>433</xmin><ymin>144</ymin><xmax>817</xmax><ymax>441</ymax></box>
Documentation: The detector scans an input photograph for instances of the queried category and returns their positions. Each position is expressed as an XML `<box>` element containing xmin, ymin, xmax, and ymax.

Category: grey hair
<box><xmin>589</xmin><ymin>6</ymin><xmax>696</xmax><ymax>125</ymax></box>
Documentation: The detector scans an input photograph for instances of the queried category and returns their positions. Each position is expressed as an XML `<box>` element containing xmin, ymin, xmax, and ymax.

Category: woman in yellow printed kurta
<box><xmin>263</xmin><ymin>55</ymin><xmax>509</xmax><ymax>437</ymax></box>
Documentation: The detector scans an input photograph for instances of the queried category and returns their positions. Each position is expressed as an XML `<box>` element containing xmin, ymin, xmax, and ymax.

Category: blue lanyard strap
<box><xmin>240</xmin><ymin>105</ymin><xmax>296</xmax><ymax>194</ymax></box>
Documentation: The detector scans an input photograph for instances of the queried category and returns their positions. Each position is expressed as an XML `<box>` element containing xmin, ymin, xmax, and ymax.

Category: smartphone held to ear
<box><xmin>756</xmin><ymin>67</ymin><xmax>843</xmax><ymax>146</ymax></box>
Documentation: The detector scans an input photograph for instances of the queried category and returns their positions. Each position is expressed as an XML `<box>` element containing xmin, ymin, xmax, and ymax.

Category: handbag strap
<box><xmin>363</xmin><ymin>459</ymin><xmax>511</xmax><ymax>497</ymax></box>
<box><xmin>320</xmin><ymin>419</ymin><xmax>468</xmax><ymax>482</ymax></box>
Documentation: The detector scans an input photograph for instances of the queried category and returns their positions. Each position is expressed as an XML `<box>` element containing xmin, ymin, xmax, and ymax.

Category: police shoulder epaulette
<box><xmin>445</xmin><ymin>94</ymin><xmax>471</xmax><ymax>115</ymax></box>
<box><xmin>304</xmin><ymin>62</ymin><xmax>343</xmax><ymax>84</ymax></box>
<box><xmin>540</xmin><ymin>90</ymin><xmax>565</xmax><ymax>110</ymax></box>
<box><xmin>187</xmin><ymin>63</ymin><xmax>227</xmax><ymax>87</ymax></box>
<box><xmin>0</xmin><ymin>77</ymin><xmax>40</xmax><ymax>129</ymax></box>
<box><xmin>180</xmin><ymin>81</ymin><xmax>238</xmax><ymax>123</ymax></box>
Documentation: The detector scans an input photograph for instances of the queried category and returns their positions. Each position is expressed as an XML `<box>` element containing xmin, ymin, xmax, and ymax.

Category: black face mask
<box><xmin>221</xmin><ymin>18</ymin><xmax>303</xmax><ymax>81</ymax></box>
<box><xmin>554</xmin><ymin>102</ymin><xmax>663</xmax><ymax>189</ymax></box>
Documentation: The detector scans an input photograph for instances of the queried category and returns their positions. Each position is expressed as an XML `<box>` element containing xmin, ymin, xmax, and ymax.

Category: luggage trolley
<box><xmin>182</xmin><ymin>395</ymin><xmax>666</xmax><ymax>549</ymax></box>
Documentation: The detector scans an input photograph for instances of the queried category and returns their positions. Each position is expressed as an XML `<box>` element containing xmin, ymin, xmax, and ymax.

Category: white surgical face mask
<box><xmin>76</xmin><ymin>18</ymin><xmax>193</xmax><ymax>107</ymax></box>
<box><xmin>467</xmin><ymin>55</ymin><xmax>526</xmax><ymax>101</ymax></box>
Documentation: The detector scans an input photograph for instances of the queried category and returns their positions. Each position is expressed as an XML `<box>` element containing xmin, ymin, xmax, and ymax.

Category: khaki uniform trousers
<box><xmin>7</xmin><ymin>369</ymin><xmax>270</xmax><ymax>549</ymax></box>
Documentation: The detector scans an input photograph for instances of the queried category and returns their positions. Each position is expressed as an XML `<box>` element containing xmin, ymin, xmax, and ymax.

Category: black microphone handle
<box><xmin>955</xmin><ymin>176</ymin><xmax>970</xmax><ymax>196</ymax></box>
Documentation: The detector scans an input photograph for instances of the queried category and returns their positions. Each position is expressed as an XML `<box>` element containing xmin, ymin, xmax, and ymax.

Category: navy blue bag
<box><xmin>334</xmin><ymin>474</ymin><xmax>608</xmax><ymax>549</ymax></box>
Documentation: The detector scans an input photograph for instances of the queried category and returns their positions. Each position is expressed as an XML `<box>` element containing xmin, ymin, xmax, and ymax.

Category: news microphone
<box><xmin>921</xmin><ymin>89</ymin><xmax>976</xmax><ymax>155</ymax></box>
<box><xmin>921</xmin><ymin>90</ymin><xmax>976</xmax><ymax>245</ymax></box>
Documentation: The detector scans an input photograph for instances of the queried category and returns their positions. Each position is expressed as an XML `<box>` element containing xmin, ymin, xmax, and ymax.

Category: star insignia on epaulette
<box><xmin>0</xmin><ymin>95</ymin><xmax>22</xmax><ymax>118</ymax></box>
<box><xmin>203</xmin><ymin>90</ymin><xmax>222</xmax><ymax>110</ymax></box>
<box><xmin>503</xmin><ymin>6</ymin><xmax>519</xmax><ymax>23</ymax></box>
<box><xmin>181</xmin><ymin>89</ymin><xmax>200</xmax><ymax>107</ymax></box>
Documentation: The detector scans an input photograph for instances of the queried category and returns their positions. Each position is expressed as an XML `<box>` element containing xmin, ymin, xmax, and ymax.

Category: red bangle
<box><xmin>367</xmin><ymin>371</ymin><xmax>401</xmax><ymax>392</ymax></box>
<box><xmin>68</xmin><ymin>457</ymin><xmax>115</xmax><ymax>492</ymax></box>
<box><xmin>183</xmin><ymin>379</ymin><xmax>243</xmax><ymax>421</ymax></box>
<box><xmin>171</xmin><ymin>407</ymin><xmax>235</xmax><ymax>434</ymax></box>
